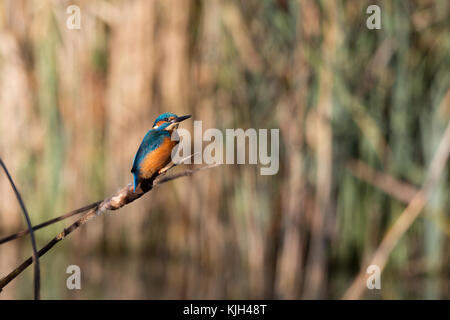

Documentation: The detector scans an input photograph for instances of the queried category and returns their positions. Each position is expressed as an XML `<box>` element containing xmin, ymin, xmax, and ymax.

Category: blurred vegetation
<box><xmin>0</xmin><ymin>0</ymin><xmax>449</xmax><ymax>299</ymax></box>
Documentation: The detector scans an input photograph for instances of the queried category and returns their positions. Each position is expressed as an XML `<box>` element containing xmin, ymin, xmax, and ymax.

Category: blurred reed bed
<box><xmin>0</xmin><ymin>0</ymin><xmax>449</xmax><ymax>299</ymax></box>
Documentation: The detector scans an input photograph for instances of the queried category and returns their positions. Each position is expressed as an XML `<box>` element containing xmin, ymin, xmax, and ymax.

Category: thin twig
<box><xmin>343</xmin><ymin>120</ymin><xmax>450</xmax><ymax>300</ymax></box>
<box><xmin>154</xmin><ymin>163</ymin><xmax>220</xmax><ymax>185</ymax></box>
<box><xmin>0</xmin><ymin>158</ymin><xmax>40</xmax><ymax>299</ymax></box>
<box><xmin>0</xmin><ymin>163</ymin><xmax>220</xmax><ymax>293</ymax></box>
<box><xmin>0</xmin><ymin>201</ymin><xmax>101</xmax><ymax>245</ymax></box>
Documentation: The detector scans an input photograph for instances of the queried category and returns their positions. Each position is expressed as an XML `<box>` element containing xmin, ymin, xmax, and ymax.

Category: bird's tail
<box><xmin>133</xmin><ymin>173</ymin><xmax>139</xmax><ymax>192</ymax></box>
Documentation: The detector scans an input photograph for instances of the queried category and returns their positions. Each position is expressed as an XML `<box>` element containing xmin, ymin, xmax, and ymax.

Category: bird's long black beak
<box><xmin>173</xmin><ymin>115</ymin><xmax>192</xmax><ymax>123</ymax></box>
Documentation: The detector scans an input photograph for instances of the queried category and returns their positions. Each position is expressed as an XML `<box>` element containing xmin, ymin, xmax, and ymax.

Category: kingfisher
<box><xmin>131</xmin><ymin>112</ymin><xmax>191</xmax><ymax>192</ymax></box>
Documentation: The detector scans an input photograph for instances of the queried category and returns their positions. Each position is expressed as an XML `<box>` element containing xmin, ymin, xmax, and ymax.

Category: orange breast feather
<box><xmin>139</xmin><ymin>137</ymin><xmax>177</xmax><ymax>179</ymax></box>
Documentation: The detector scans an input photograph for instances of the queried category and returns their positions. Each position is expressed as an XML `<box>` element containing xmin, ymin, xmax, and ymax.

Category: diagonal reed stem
<box><xmin>343</xmin><ymin>120</ymin><xmax>450</xmax><ymax>300</ymax></box>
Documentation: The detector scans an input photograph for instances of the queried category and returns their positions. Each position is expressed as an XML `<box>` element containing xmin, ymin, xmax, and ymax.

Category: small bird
<box><xmin>131</xmin><ymin>112</ymin><xmax>191</xmax><ymax>191</ymax></box>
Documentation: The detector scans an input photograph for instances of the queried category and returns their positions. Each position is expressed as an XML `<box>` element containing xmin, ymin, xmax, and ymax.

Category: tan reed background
<box><xmin>0</xmin><ymin>0</ymin><xmax>449</xmax><ymax>299</ymax></box>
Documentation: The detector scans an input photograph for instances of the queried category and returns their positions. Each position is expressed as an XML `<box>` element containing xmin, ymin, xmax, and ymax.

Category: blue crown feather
<box><xmin>152</xmin><ymin>112</ymin><xmax>177</xmax><ymax>127</ymax></box>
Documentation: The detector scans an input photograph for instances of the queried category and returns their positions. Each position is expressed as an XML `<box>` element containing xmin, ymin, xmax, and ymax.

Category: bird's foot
<box><xmin>158</xmin><ymin>162</ymin><xmax>175</xmax><ymax>175</ymax></box>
